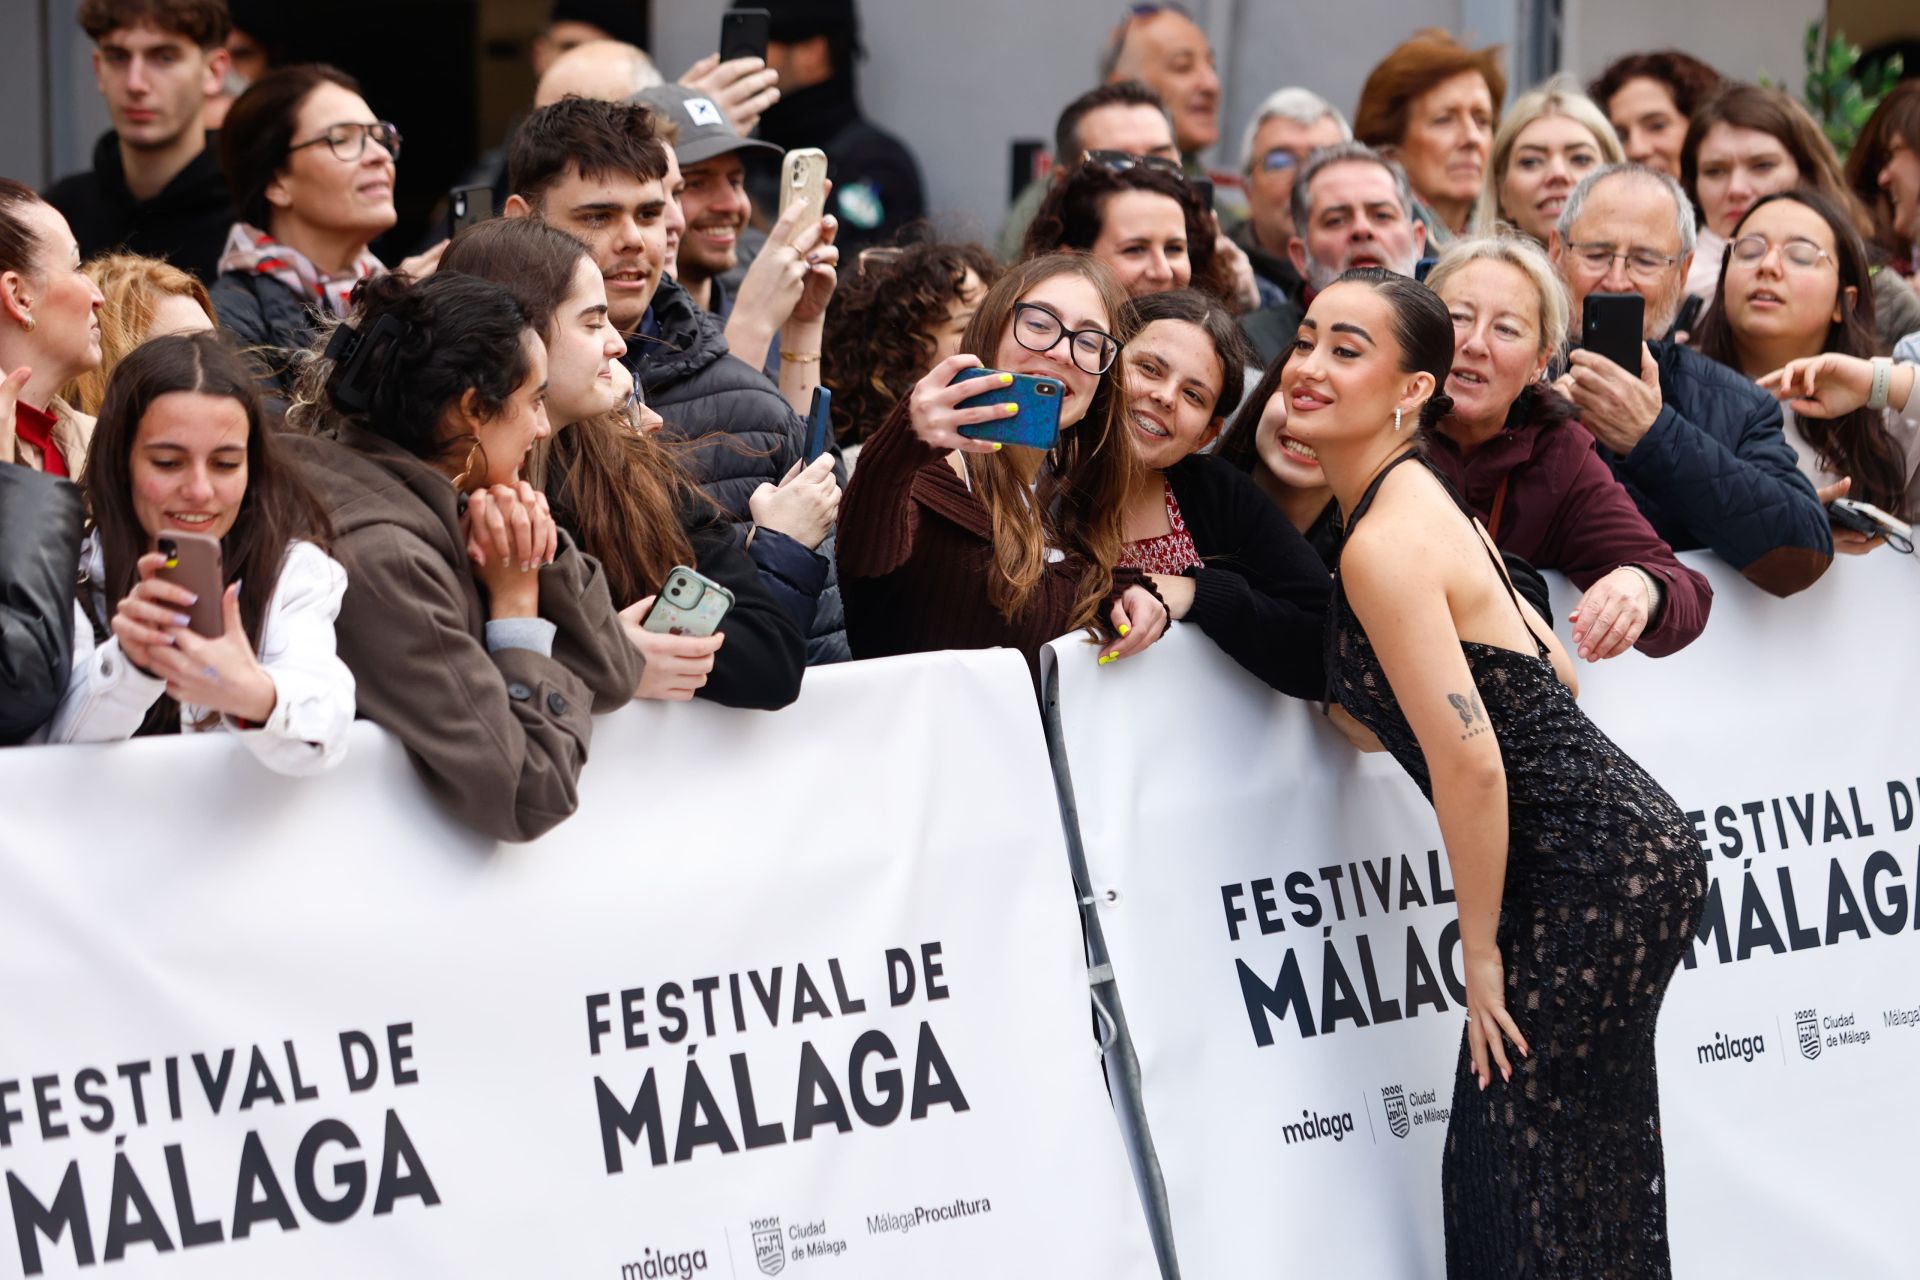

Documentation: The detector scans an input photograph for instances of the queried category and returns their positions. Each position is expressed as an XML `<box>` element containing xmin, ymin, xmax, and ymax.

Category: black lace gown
<box><xmin>1327</xmin><ymin>453</ymin><xmax>1705</xmax><ymax>1278</ymax></box>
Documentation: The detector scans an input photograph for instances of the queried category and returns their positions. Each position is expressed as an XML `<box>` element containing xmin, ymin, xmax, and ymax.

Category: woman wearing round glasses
<box><xmin>1021</xmin><ymin>157</ymin><xmax>1233</xmax><ymax>305</ymax></box>
<box><xmin>1694</xmin><ymin>190</ymin><xmax>1920</xmax><ymax>546</ymax></box>
<box><xmin>838</xmin><ymin>253</ymin><xmax>1170</xmax><ymax>679</ymax></box>
<box><xmin>1678</xmin><ymin>84</ymin><xmax>1920</xmax><ymax>349</ymax></box>
<box><xmin>213</xmin><ymin>66</ymin><xmax>440</xmax><ymax>391</ymax></box>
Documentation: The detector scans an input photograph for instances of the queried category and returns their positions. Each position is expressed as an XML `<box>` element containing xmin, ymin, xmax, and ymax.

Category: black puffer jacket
<box><xmin>0</xmin><ymin>467</ymin><xmax>85</xmax><ymax>745</ymax></box>
<box><xmin>626</xmin><ymin>276</ymin><xmax>848</xmax><ymax>664</ymax></box>
<box><xmin>1598</xmin><ymin>342</ymin><xmax>1831</xmax><ymax>596</ymax></box>
<box><xmin>209</xmin><ymin>270</ymin><xmax>321</xmax><ymax>396</ymax></box>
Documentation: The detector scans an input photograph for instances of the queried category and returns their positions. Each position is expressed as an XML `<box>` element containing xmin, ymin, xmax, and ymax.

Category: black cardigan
<box><xmin>1160</xmin><ymin>453</ymin><xmax>1330</xmax><ymax>699</ymax></box>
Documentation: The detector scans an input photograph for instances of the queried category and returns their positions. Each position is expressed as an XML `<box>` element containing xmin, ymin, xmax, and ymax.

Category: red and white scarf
<box><xmin>217</xmin><ymin>223</ymin><xmax>382</xmax><ymax>318</ymax></box>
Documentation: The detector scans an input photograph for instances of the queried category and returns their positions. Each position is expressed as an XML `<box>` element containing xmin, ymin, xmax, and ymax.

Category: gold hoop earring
<box><xmin>452</xmin><ymin>439</ymin><xmax>487</xmax><ymax>491</ymax></box>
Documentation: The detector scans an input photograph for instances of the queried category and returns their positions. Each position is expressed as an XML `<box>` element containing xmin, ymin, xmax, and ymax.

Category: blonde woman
<box><xmin>1471</xmin><ymin>78</ymin><xmax>1624</xmax><ymax>244</ymax></box>
<box><xmin>65</xmin><ymin>253</ymin><xmax>215</xmax><ymax>413</ymax></box>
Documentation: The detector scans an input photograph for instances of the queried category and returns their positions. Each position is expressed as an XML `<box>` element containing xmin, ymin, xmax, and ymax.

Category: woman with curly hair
<box><xmin>1020</xmin><ymin>159</ymin><xmax>1232</xmax><ymax>305</ymax></box>
<box><xmin>821</xmin><ymin>240</ymin><xmax>998</xmax><ymax>454</ymax></box>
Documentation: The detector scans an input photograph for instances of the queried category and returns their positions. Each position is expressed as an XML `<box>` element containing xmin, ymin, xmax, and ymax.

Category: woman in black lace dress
<box><xmin>1289</xmin><ymin>267</ymin><xmax>1705</xmax><ymax>1277</ymax></box>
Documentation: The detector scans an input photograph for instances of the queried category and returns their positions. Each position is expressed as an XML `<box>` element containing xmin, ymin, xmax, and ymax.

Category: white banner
<box><xmin>0</xmin><ymin>650</ymin><xmax>1158</xmax><ymax>1280</ymax></box>
<box><xmin>1046</xmin><ymin>551</ymin><xmax>1920</xmax><ymax>1278</ymax></box>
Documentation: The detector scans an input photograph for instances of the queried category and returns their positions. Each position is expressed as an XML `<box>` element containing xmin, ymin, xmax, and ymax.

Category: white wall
<box><xmin>1567</xmin><ymin>0</ymin><xmax>1813</xmax><ymax>96</ymax></box>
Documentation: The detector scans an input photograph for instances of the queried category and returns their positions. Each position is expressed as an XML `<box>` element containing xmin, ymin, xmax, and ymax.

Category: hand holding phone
<box><xmin>905</xmin><ymin>355</ymin><xmax>1037</xmax><ymax>455</ymax></box>
<box><xmin>1581</xmin><ymin>292</ymin><xmax>1645</xmax><ymax>371</ymax></box>
<box><xmin>155</xmin><ymin>532</ymin><xmax>225</xmax><ymax>638</ymax></box>
<box><xmin>748</xmin><ymin>453</ymin><xmax>839</xmax><ymax>550</ymax></box>
<box><xmin>719</xmin><ymin>8</ymin><xmax>770</xmax><ymax>64</ymax></box>
<box><xmin>952</xmin><ymin>367</ymin><xmax>1065</xmax><ymax>449</ymax></box>
<box><xmin>642</xmin><ymin>565</ymin><xmax>736</xmax><ymax>637</ymax></box>
<box><xmin>778</xmin><ymin>149</ymin><xmax>830</xmax><ymax>242</ymax></box>
<box><xmin>618</xmin><ymin>593</ymin><xmax>725</xmax><ymax>702</ymax></box>
<box><xmin>1829</xmin><ymin>497</ymin><xmax>1915</xmax><ymax>553</ymax></box>
<box><xmin>804</xmin><ymin>386</ymin><xmax>834</xmax><ymax>461</ymax></box>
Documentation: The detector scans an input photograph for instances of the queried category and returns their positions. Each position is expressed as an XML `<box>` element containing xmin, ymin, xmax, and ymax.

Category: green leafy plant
<box><xmin>1798</xmin><ymin>21</ymin><xmax>1903</xmax><ymax>160</ymax></box>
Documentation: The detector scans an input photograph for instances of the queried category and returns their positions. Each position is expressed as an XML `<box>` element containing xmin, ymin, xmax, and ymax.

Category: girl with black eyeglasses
<box><xmin>838</xmin><ymin>253</ymin><xmax>1171</xmax><ymax>680</ymax></box>
<box><xmin>212</xmin><ymin>65</ymin><xmax>444</xmax><ymax>392</ymax></box>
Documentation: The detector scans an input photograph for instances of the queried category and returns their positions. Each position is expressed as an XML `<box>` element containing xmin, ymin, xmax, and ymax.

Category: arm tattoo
<box><xmin>1448</xmin><ymin>690</ymin><xmax>1489</xmax><ymax>740</ymax></box>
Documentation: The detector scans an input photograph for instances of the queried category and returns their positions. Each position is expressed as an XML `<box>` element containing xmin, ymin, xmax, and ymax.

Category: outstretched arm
<box><xmin>1343</xmin><ymin>528</ymin><xmax>1530</xmax><ymax>1090</ymax></box>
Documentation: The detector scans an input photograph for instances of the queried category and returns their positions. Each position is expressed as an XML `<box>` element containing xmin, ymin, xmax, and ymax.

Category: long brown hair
<box><xmin>82</xmin><ymin>332</ymin><xmax>332</xmax><ymax>727</ymax></box>
<box><xmin>1694</xmin><ymin>189</ymin><xmax>1908</xmax><ymax>513</ymax></box>
<box><xmin>440</xmin><ymin>215</ymin><xmax>698</xmax><ymax>603</ymax></box>
<box><xmin>1681</xmin><ymin>84</ymin><xmax>1873</xmax><ymax>239</ymax></box>
<box><xmin>1847</xmin><ymin>81</ymin><xmax>1920</xmax><ymax>263</ymax></box>
<box><xmin>960</xmin><ymin>253</ymin><xmax>1141</xmax><ymax>633</ymax></box>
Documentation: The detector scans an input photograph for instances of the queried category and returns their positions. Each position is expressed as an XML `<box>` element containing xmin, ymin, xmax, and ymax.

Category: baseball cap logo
<box><xmin>687</xmin><ymin>97</ymin><xmax>724</xmax><ymax>127</ymax></box>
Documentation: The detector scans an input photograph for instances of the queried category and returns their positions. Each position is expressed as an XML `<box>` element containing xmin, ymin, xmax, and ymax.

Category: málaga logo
<box><xmin>750</xmin><ymin>1217</ymin><xmax>784</xmax><ymax>1276</ymax></box>
<box><xmin>1797</xmin><ymin>1008</ymin><xmax>1821</xmax><ymax>1061</ymax></box>
<box><xmin>1381</xmin><ymin>1085</ymin><xmax>1410</xmax><ymax>1139</ymax></box>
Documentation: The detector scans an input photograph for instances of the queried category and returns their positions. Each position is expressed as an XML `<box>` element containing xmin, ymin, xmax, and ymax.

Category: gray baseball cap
<box><xmin>630</xmin><ymin>84</ymin><xmax>783</xmax><ymax>166</ymax></box>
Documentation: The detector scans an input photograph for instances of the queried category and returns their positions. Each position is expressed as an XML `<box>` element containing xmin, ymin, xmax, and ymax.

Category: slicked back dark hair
<box><xmin>79</xmin><ymin>0</ymin><xmax>230</xmax><ymax>49</ymax></box>
<box><xmin>1054</xmin><ymin>80</ymin><xmax>1172</xmax><ymax>167</ymax></box>
<box><xmin>0</xmin><ymin>179</ymin><xmax>49</xmax><ymax>280</ymax></box>
<box><xmin>508</xmin><ymin>97</ymin><xmax>669</xmax><ymax>210</ymax></box>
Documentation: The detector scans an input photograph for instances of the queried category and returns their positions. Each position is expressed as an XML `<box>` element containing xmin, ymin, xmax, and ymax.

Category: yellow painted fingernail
<box><xmin>999</xmin><ymin>373</ymin><xmax>1013</xmax><ymax>384</ymax></box>
<box><xmin>1098</xmin><ymin>654</ymin><xmax>1115</xmax><ymax>666</ymax></box>
<box><xmin>991</xmin><ymin>442</ymin><xmax>1003</xmax><ymax>451</ymax></box>
<box><xmin>1118</xmin><ymin>623</ymin><xmax>1130</xmax><ymax>637</ymax></box>
<box><xmin>1004</xmin><ymin>402</ymin><xmax>1019</xmax><ymax>415</ymax></box>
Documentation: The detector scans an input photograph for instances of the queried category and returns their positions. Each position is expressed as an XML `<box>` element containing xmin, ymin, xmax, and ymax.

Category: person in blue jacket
<box><xmin>1547</xmin><ymin>163</ymin><xmax>1831</xmax><ymax>595</ymax></box>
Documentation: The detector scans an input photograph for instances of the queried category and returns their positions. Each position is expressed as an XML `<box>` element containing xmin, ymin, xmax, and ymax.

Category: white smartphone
<box><xmin>778</xmin><ymin>148</ymin><xmax>829</xmax><ymax>241</ymax></box>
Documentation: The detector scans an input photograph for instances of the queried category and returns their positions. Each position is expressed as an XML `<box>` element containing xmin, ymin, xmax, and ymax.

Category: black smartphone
<box><xmin>446</xmin><ymin>184</ymin><xmax>492</xmax><ymax>241</ymax></box>
<box><xmin>1581</xmin><ymin>292</ymin><xmax>1645</xmax><ymax>372</ymax></box>
<box><xmin>803</xmin><ymin>386</ymin><xmax>833</xmax><ymax>461</ymax></box>
<box><xmin>1189</xmin><ymin>177</ymin><xmax>1214</xmax><ymax>211</ymax></box>
<box><xmin>720</xmin><ymin>8</ymin><xmax>771</xmax><ymax>63</ymax></box>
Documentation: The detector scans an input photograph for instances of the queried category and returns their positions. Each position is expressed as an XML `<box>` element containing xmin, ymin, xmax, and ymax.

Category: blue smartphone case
<box><xmin>804</xmin><ymin>386</ymin><xmax>833</xmax><ymax>460</ymax></box>
<box><xmin>952</xmin><ymin>368</ymin><xmax>1066</xmax><ymax>449</ymax></box>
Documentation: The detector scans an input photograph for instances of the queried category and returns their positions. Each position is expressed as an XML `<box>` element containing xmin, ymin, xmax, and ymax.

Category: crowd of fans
<box><xmin>5</xmin><ymin>0</ymin><xmax>1918</xmax><ymax>842</ymax></box>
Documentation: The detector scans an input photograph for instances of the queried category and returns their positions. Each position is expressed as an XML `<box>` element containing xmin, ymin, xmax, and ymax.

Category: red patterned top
<box><xmin>1119</xmin><ymin>479</ymin><xmax>1201</xmax><ymax>574</ymax></box>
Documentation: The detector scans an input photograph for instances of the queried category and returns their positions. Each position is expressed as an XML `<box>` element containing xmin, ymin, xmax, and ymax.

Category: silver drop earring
<box><xmin>1394</xmin><ymin>406</ymin><xmax>1403</xmax><ymax>433</ymax></box>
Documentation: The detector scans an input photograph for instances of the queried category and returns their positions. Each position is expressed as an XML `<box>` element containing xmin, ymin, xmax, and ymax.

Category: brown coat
<box><xmin>285</xmin><ymin>424</ymin><xmax>638</xmax><ymax>843</ymax></box>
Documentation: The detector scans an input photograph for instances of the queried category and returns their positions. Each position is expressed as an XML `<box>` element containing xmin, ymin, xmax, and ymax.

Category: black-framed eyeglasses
<box><xmin>1729</xmin><ymin>234</ymin><xmax>1833</xmax><ymax>270</ymax></box>
<box><xmin>288</xmin><ymin>120</ymin><xmax>403</xmax><ymax>163</ymax></box>
<box><xmin>1011</xmin><ymin>302</ymin><xmax>1120</xmax><ymax>375</ymax></box>
<box><xmin>1565</xmin><ymin>240</ymin><xmax>1678</xmax><ymax>281</ymax></box>
<box><xmin>1083</xmin><ymin>149</ymin><xmax>1182</xmax><ymax>177</ymax></box>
